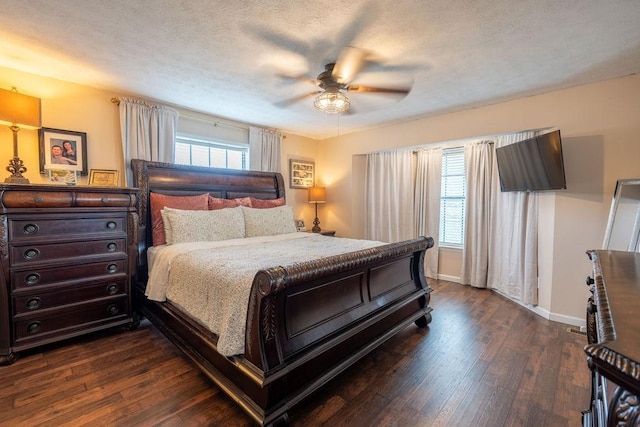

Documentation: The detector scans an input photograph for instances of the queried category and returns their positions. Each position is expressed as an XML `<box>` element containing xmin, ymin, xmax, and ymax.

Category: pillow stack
<box><xmin>150</xmin><ymin>192</ymin><xmax>295</xmax><ymax>245</ymax></box>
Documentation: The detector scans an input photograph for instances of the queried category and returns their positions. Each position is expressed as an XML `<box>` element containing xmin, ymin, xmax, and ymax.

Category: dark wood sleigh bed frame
<box><xmin>131</xmin><ymin>159</ymin><xmax>434</xmax><ymax>426</ymax></box>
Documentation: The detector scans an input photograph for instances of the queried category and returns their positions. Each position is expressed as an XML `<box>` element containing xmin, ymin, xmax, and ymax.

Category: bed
<box><xmin>131</xmin><ymin>159</ymin><xmax>434</xmax><ymax>426</ymax></box>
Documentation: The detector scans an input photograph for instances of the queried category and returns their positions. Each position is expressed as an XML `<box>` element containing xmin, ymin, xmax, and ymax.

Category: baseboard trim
<box><xmin>436</xmin><ymin>274</ymin><xmax>462</xmax><ymax>284</ymax></box>
<box><xmin>435</xmin><ymin>276</ymin><xmax>586</xmax><ymax>328</ymax></box>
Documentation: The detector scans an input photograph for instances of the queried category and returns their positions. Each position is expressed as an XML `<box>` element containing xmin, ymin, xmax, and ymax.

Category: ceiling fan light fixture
<box><xmin>313</xmin><ymin>90</ymin><xmax>350</xmax><ymax>114</ymax></box>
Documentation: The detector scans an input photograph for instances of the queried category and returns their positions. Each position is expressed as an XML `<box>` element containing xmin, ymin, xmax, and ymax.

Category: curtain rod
<box><xmin>179</xmin><ymin>111</ymin><xmax>248</xmax><ymax>132</ymax></box>
<box><xmin>112</xmin><ymin>97</ymin><xmax>285</xmax><ymax>137</ymax></box>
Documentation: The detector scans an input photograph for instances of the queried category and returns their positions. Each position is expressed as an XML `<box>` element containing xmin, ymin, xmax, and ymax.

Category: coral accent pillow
<box><xmin>150</xmin><ymin>192</ymin><xmax>209</xmax><ymax>245</ymax></box>
<box><xmin>249</xmin><ymin>197</ymin><xmax>285</xmax><ymax>209</ymax></box>
<box><xmin>208</xmin><ymin>195</ymin><xmax>252</xmax><ymax>210</ymax></box>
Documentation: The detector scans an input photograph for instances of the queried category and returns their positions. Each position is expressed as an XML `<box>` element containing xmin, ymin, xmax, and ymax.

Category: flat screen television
<box><xmin>496</xmin><ymin>130</ymin><xmax>566</xmax><ymax>192</ymax></box>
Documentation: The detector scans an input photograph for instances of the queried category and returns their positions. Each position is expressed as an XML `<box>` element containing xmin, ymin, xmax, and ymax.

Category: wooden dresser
<box><xmin>0</xmin><ymin>184</ymin><xmax>138</xmax><ymax>365</ymax></box>
<box><xmin>583</xmin><ymin>250</ymin><xmax>640</xmax><ymax>426</ymax></box>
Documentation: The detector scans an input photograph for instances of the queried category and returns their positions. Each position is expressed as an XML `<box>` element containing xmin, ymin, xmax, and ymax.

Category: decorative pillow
<box><xmin>150</xmin><ymin>193</ymin><xmax>209</xmax><ymax>246</ymax></box>
<box><xmin>249</xmin><ymin>197</ymin><xmax>285</xmax><ymax>209</ymax></box>
<box><xmin>241</xmin><ymin>205</ymin><xmax>297</xmax><ymax>238</ymax></box>
<box><xmin>161</xmin><ymin>206</ymin><xmax>245</xmax><ymax>244</ymax></box>
<box><xmin>208</xmin><ymin>195</ymin><xmax>252</xmax><ymax>210</ymax></box>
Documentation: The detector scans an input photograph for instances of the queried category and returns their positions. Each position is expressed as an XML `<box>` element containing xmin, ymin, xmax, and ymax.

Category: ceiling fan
<box><xmin>276</xmin><ymin>47</ymin><xmax>412</xmax><ymax>114</ymax></box>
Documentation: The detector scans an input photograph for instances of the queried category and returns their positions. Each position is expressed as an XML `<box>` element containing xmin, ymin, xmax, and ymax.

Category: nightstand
<box><xmin>314</xmin><ymin>230</ymin><xmax>336</xmax><ymax>236</ymax></box>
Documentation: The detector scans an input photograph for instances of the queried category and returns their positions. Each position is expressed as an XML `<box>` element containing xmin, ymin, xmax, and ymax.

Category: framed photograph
<box><xmin>47</xmin><ymin>169</ymin><xmax>77</xmax><ymax>185</ymax></box>
<box><xmin>89</xmin><ymin>169</ymin><xmax>119</xmax><ymax>186</ymax></box>
<box><xmin>39</xmin><ymin>127</ymin><xmax>88</xmax><ymax>175</ymax></box>
<box><xmin>295</xmin><ymin>219</ymin><xmax>307</xmax><ymax>232</ymax></box>
<box><xmin>289</xmin><ymin>159</ymin><xmax>315</xmax><ymax>189</ymax></box>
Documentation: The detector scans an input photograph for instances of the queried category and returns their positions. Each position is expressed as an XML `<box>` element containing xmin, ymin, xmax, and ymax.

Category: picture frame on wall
<box><xmin>39</xmin><ymin>127</ymin><xmax>88</xmax><ymax>175</ymax></box>
<box><xmin>88</xmin><ymin>169</ymin><xmax>119</xmax><ymax>186</ymax></box>
<box><xmin>289</xmin><ymin>159</ymin><xmax>315</xmax><ymax>189</ymax></box>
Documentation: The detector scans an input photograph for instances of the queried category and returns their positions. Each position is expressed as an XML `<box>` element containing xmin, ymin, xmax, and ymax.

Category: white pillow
<box><xmin>241</xmin><ymin>205</ymin><xmax>297</xmax><ymax>237</ymax></box>
<box><xmin>161</xmin><ymin>206</ymin><xmax>245</xmax><ymax>244</ymax></box>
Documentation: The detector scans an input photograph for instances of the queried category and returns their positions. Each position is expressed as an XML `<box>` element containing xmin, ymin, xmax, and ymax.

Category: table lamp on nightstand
<box><xmin>308</xmin><ymin>186</ymin><xmax>326</xmax><ymax>233</ymax></box>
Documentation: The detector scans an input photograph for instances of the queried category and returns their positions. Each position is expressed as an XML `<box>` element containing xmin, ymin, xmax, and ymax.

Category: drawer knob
<box><xmin>23</xmin><ymin>224</ymin><xmax>39</xmax><ymax>235</ymax></box>
<box><xmin>25</xmin><ymin>297</ymin><xmax>41</xmax><ymax>310</ymax></box>
<box><xmin>24</xmin><ymin>248</ymin><xmax>40</xmax><ymax>260</ymax></box>
<box><xmin>101</xmin><ymin>197</ymin><xmax>110</xmax><ymax>204</ymax></box>
<box><xmin>25</xmin><ymin>273</ymin><xmax>41</xmax><ymax>285</ymax></box>
<box><xmin>107</xmin><ymin>304</ymin><xmax>120</xmax><ymax>315</ymax></box>
<box><xmin>106</xmin><ymin>283</ymin><xmax>118</xmax><ymax>295</ymax></box>
<box><xmin>34</xmin><ymin>196</ymin><xmax>44</xmax><ymax>203</ymax></box>
<box><xmin>27</xmin><ymin>321</ymin><xmax>42</xmax><ymax>334</ymax></box>
<box><xmin>106</xmin><ymin>221</ymin><xmax>117</xmax><ymax>230</ymax></box>
<box><xmin>106</xmin><ymin>264</ymin><xmax>118</xmax><ymax>273</ymax></box>
<box><xmin>106</xmin><ymin>242</ymin><xmax>117</xmax><ymax>252</ymax></box>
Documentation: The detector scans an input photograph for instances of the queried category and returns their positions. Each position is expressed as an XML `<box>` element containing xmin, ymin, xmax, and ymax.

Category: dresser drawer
<box><xmin>13</xmin><ymin>279</ymin><xmax>127</xmax><ymax>315</ymax></box>
<box><xmin>12</xmin><ymin>260</ymin><xmax>127</xmax><ymax>291</ymax></box>
<box><xmin>2</xmin><ymin>190</ymin><xmax>134</xmax><ymax>208</ymax></box>
<box><xmin>10</xmin><ymin>238</ymin><xmax>127</xmax><ymax>266</ymax></box>
<box><xmin>8</xmin><ymin>216</ymin><xmax>126</xmax><ymax>241</ymax></box>
<box><xmin>13</xmin><ymin>296</ymin><xmax>129</xmax><ymax>344</ymax></box>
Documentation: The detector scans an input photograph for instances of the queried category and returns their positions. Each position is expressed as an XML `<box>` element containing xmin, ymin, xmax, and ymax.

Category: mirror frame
<box><xmin>603</xmin><ymin>178</ymin><xmax>640</xmax><ymax>251</ymax></box>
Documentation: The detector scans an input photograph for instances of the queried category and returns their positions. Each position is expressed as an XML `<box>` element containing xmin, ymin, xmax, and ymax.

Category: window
<box><xmin>174</xmin><ymin>135</ymin><xmax>248</xmax><ymax>170</ymax></box>
<box><xmin>440</xmin><ymin>147</ymin><xmax>465</xmax><ymax>247</ymax></box>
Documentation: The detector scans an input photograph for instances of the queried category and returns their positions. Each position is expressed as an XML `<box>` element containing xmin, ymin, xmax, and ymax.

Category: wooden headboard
<box><xmin>130</xmin><ymin>159</ymin><xmax>286</xmax><ymax>282</ymax></box>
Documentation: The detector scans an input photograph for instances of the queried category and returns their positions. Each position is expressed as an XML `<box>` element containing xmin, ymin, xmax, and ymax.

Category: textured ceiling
<box><xmin>1</xmin><ymin>0</ymin><xmax>639</xmax><ymax>139</ymax></box>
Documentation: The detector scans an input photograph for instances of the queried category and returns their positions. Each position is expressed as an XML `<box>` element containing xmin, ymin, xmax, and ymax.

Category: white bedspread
<box><xmin>146</xmin><ymin>233</ymin><xmax>383</xmax><ymax>356</ymax></box>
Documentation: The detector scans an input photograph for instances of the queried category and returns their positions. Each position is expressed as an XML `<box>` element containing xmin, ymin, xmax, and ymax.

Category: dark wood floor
<box><xmin>0</xmin><ymin>280</ymin><xmax>590</xmax><ymax>426</ymax></box>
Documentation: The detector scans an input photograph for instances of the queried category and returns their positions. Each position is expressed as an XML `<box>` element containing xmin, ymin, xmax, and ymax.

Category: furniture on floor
<box><xmin>0</xmin><ymin>185</ymin><xmax>139</xmax><ymax>365</ymax></box>
<box><xmin>583</xmin><ymin>250</ymin><xmax>640</xmax><ymax>426</ymax></box>
<box><xmin>131</xmin><ymin>159</ymin><xmax>434</xmax><ymax>426</ymax></box>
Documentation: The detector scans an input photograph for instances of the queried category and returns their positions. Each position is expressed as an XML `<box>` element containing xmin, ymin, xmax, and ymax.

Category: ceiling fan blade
<box><xmin>274</xmin><ymin>91</ymin><xmax>321</xmax><ymax>108</ymax></box>
<box><xmin>347</xmin><ymin>84</ymin><xmax>411</xmax><ymax>95</ymax></box>
<box><xmin>276</xmin><ymin>73</ymin><xmax>320</xmax><ymax>86</ymax></box>
<box><xmin>332</xmin><ymin>46</ymin><xmax>370</xmax><ymax>84</ymax></box>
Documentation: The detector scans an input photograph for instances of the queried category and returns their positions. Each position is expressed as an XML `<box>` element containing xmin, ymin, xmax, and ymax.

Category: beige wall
<box><xmin>317</xmin><ymin>73</ymin><xmax>640</xmax><ymax>325</ymax></box>
<box><xmin>4</xmin><ymin>64</ymin><xmax>639</xmax><ymax>325</ymax></box>
<box><xmin>0</xmin><ymin>67</ymin><xmax>319</xmax><ymax>228</ymax></box>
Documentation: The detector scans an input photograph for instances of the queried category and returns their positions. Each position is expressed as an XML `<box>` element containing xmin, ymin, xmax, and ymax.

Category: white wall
<box><xmin>316</xmin><ymin>74</ymin><xmax>640</xmax><ymax>324</ymax></box>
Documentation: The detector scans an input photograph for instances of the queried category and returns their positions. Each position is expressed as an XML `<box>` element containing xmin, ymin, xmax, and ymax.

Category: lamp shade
<box><xmin>308</xmin><ymin>186</ymin><xmax>326</xmax><ymax>203</ymax></box>
<box><xmin>0</xmin><ymin>88</ymin><xmax>41</xmax><ymax>129</ymax></box>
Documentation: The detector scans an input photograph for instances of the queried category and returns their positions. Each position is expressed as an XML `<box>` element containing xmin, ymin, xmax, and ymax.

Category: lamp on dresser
<box><xmin>308</xmin><ymin>186</ymin><xmax>326</xmax><ymax>233</ymax></box>
<box><xmin>0</xmin><ymin>87</ymin><xmax>42</xmax><ymax>184</ymax></box>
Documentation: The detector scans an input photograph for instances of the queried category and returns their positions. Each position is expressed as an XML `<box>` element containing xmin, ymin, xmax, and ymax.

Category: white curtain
<box><xmin>460</xmin><ymin>141</ymin><xmax>494</xmax><ymax>288</ymax></box>
<box><xmin>487</xmin><ymin>131</ymin><xmax>539</xmax><ymax>304</ymax></box>
<box><xmin>118</xmin><ymin>98</ymin><xmax>178</xmax><ymax>186</ymax></box>
<box><xmin>249</xmin><ymin>126</ymin><xmax>282</xmax><ymax>172</ymax></box>
<box><xmin>364</xmin><ymin>149</ymin><xmax>414</xmax><ymax>243</ymax></box>
<box><xmin>414</xmin><ymin>147</ymin><xmax>442</xmax><ymax>278</ymax></box>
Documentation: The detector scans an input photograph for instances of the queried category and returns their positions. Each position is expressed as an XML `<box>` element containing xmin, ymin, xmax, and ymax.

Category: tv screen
<box><xmin>496</xmin><ymin>130</ymin><xmax>566</xmax><ymax>192</ymax></box>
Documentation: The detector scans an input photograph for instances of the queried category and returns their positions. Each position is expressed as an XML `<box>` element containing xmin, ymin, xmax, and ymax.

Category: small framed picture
<box><xmin>295</xmin><ymin>219</ymin><xmax>306</xmax><ymax>232</ymax></box>
<box><xmin>289</xmin><ymin>159</ymin><xmax>315</xmax><ymax>189</ymax></box>
<box><xmin>47</xmin><ymin>169</ymin><xmax>77</xmax><ymax>185</ymax></box>
<box><xmin>89</xmin><ymin>169</ymin><xmax>119</xmax><ymax>186</ymax></box>
<box><xmin>39</xmin><ymin>128</ymin><xmax>88</xmax><ymax>175</ymax></box>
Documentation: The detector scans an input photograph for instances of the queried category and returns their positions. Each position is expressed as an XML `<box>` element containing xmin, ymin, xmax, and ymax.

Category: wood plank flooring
<box><xmin>0</xmin><ymin>280</ymin><xmax>590</xmax><ymax>426</ymax></box>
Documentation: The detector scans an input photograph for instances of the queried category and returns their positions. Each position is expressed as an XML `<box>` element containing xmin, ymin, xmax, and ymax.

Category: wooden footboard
<box><xmin>242</xmin><ymin>236</ymin><xmax>434</xmax><ymax>423</ymax></box>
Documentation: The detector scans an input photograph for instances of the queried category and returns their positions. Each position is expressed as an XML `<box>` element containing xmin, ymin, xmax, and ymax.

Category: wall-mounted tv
<box><xmin>496</xmin><ymin>130</ymin><xmax>566</xmax><ymax>192</ymax></box>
